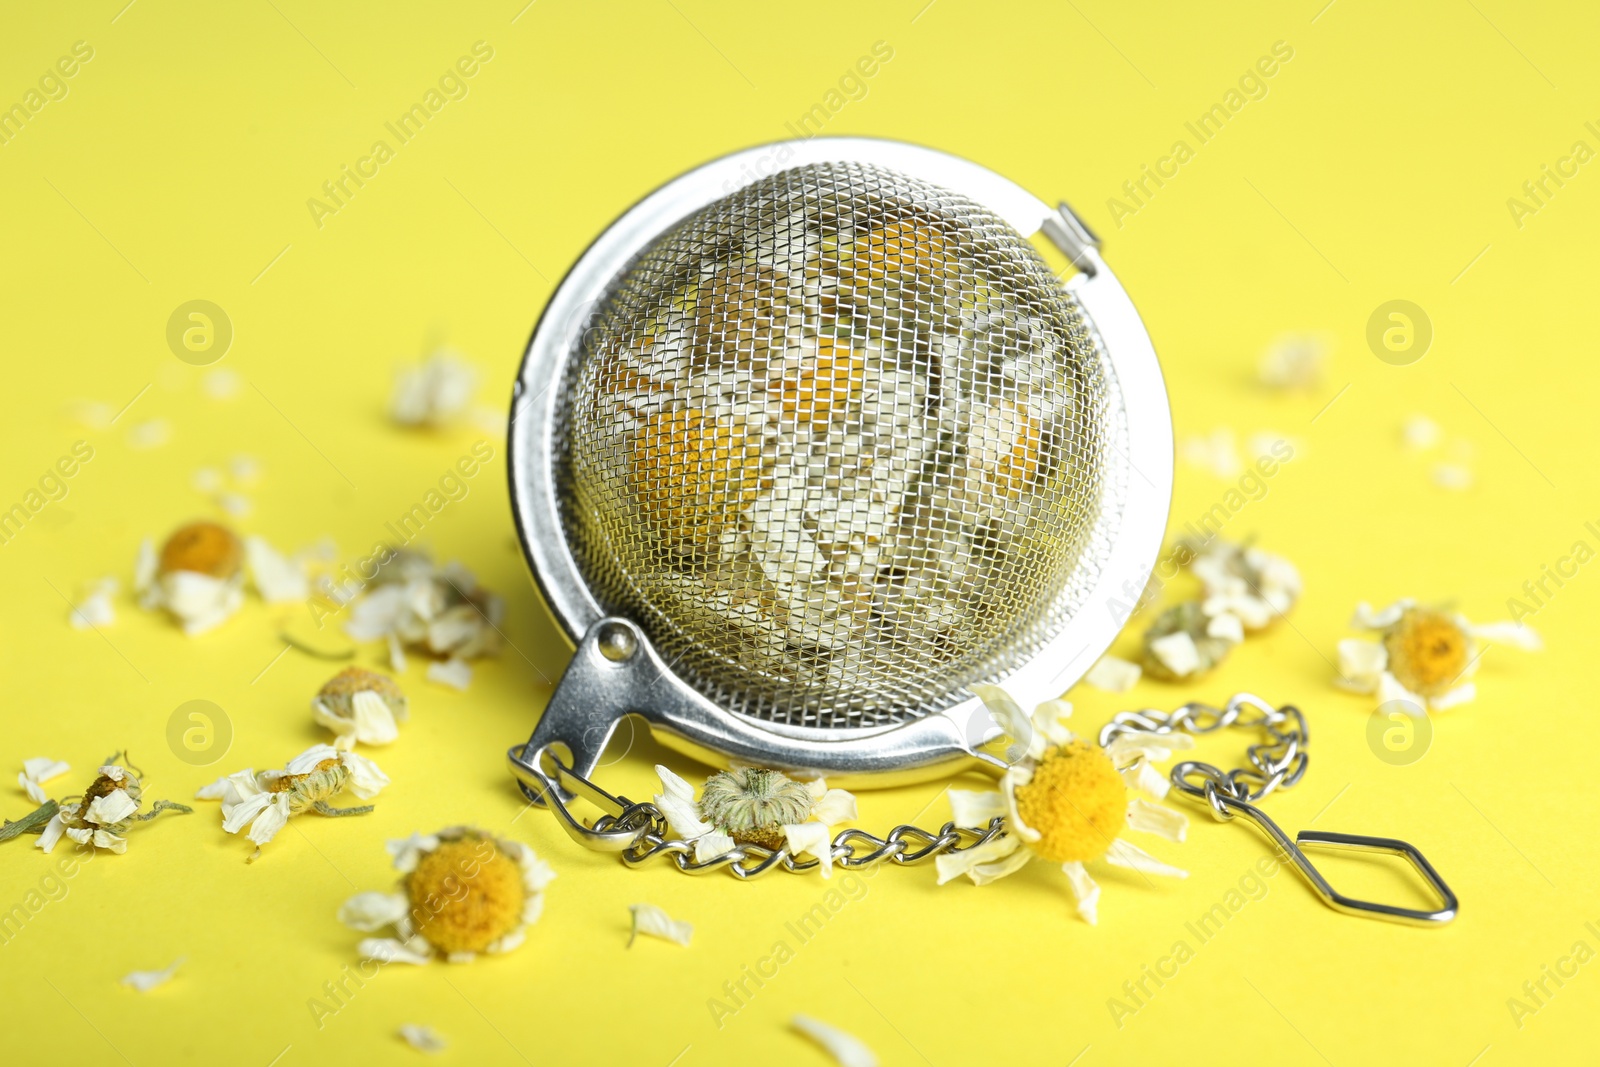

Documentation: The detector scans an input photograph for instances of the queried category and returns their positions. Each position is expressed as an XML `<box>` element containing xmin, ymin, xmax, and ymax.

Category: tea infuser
<box><xmin>505</xmin><ymin>138</ymin><xmax>1456</xmax><ymax>924</ymax></box>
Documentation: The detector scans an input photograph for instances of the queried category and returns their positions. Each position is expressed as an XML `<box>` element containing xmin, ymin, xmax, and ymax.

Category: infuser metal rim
<box><xmin>509</xmin><ymin>136</ymin><xmax>1172</xmax><ymax>755</ymax></box>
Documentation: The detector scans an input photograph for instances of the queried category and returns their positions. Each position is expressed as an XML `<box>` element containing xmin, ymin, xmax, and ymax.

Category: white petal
<box><xmin>1119</xmin><ymin>757</ymin><xmax>1171</xmax><ymax>800</ymax></box>
<box><xmin>20</xmin><ymin>776</ymin><xmax>49</xmax><ymax>804</ymax></box>
<box><xmin>809</xmin><ymin>788</ymin><xmax>857</xmax><ymax>827</ymax></box>
<box><xmin>360</xmin><ymin>937</ymin><xmax>432</xmax><ymax>965</ymax></box>
<box><xmin>1205</xmin><ymin>611</ymin><xmax>1246</xmax><ymax>644</ymax></box>
<box><xmin>69</xmin><ymin>591</ymin><xmax>115</xmax><ymax>629</ymax></box>
<box><xmin>1376</xmin><ymin>671</ymin><xmax>1427</xmax><ymax>713</ymax></box>
<box><xmin>517</xmin><ymin>849</ymin><xmax>557</xmax><ymax>894</ymax></box>
<box><xmin>629</xmin><ymin>902</ymin><xmax>693</xmax><ymax>947</ymax></box>
<box><xmin>1031</xmin><ymin>699</ymin><xmax>1075</xmax><ymax>748</ymax></box>
<box><xmin>85</xmin><ymin>788</ymin><xmax>139</xmax><ymax>826</ymax></box>
<box><xmin>1469</xmin><ymin>621</ymin><xmax>1543</xmax><ymax>651</ymax></box>
<box><xmin>1353</xmin><ymin>600</ymin><xmax>1409</xmax><ymax>630</ymax></box>
<box><xmin>1149</xmin><ymin>631</ymin><xmax>1202</xmax><ymax>677</ymax></box>
<box><xmin>285</xmin><ymin>744</ymin><xmax>343</xmax><ymax>775</ymax></box>
<box><xmin>194</xmin><ymin>774</ymin><xmax>232</xmax><ymax>801</ymax></box>
<box><xmin>134</xmin><ymin>539</ymin><xmax>158</xmax><ymax>595</ymax></box>
<box><xmin>1083</xmin><ymin>655</ymin><xmax>1141</xmax><ymax>693</ymax></box>
<box><xmin>245</xmin><ymin>536</ymin><xmax>308</xmax><ymax>602</ymax></box>
<box><xmin>398</xmin><ymin>1024</ymin><xmax>447</xmax><ymax>1053</ymax></box>
<box><xmin>247</xmin><ymin>799</ymin><xmax>291</xmax><ymax>845</ymax></box>
<box><xmin>22</xmin><ymin>757</ymin><xmax>70</xmax><ymax>783</ymax></box>
<box><xmin>1105</xmin><ymin>729</ymin><xmax>1194</xmax><ymax>766</ymax></box>
<box><xmin>969</xmin><ymin>682</ymin><xmax>1034</xmax><ymax>758</ymax></box>
<box><xmin>387</xmin><ymin>633</ymin><xmax>408</xmax><ymax>674</ymax></box>
<box><xmin>946</xmin><ymin>788</ymin><xmax>1006</xmax><ymax>828</ymax></box>
<box><xmin>425</xmin><ymin>658</ymin><xmax>472</xmax><ymax>691</ymax></box>
<box><xmin>1126</xmin><ymin>798</ymin><xmax>1188</xmax><ymax>842</ymax></box>
<box><xmin>387</xmin><ymin>832</ymin><xmax>441</xmax><ymax>873</ymax></box>
<box><xmin>36</xmin><ymin>813</ymin><xmax>66</xmax><ymax>853</ymax></box>
<box><xmin>221</xmin><ymin>790</ymin><xmax>273</xmax><ymax>834</ymax></box>
<box><xmin>655</xmin><ymin>764</ymin><xmax>697</xmax><ymax>803</ymax></box>
<box><xmin>692</xmin><ymin>831</ymin><xmax>736</xmax><ymax>864</ymax></box>
<box><xmin>346</xmin><ymin>584</ymin><xmax>408</xmax><ymax>641</ymax></box>
<box><xmin>1000</xmin><ymin>766</ymin><xmax>1040</xmax><ymax>841</ymax></box>
<box><xmin>1061</xmin><ymin>861</ymin><xmax>1101</xmax><ymax>925</ymax></box>
<box><xmin>656</xmin><ymin>787</ymin><xmax>715</xmax><ymax>841</ymax></box>
<box><xmin>1430</xmin><ymin>682</ymin><xmax>1477</xmax><ymax>710</ymax></box>
<box><xmin>1337</xmin><ymin>638</ymin><xmax>1387</xmax><ymax>692</ymax></box>
<box><xmin>340</xmin><ymin>750</ymin><xmax>389</xmax><ymax>798</ymax></box>
<box><xmin>487</xmin><ymin>928</ymin><xmax>526</xmax><ymax>955</ymax></box>
<box><xmin>1104</xmin><ymin>838</ymin><xmax>1187</xmax><ymax>878</ymax></box>
<box><xmin>785</xmin><ymin>822</ymin><xmax>835</xmax><ymax>877</ymax></box>
<box><xmin>933</xmin><ymin>834</ymin><xmax>1024</xmax><ymax>886</ymax></box>
<box><xmin>792</xmin><ymin>1014</ymin><xmax>877</xmax><ymax>1067</ymax></box>
<box><xmin>348</xmin><ymin>689</ymin><xmax>401</xmax><ymax>745</ymax></box>
<box><xmin>339</xmin><ymin>891</ymin><xmax>409</xmax><ymax>932</ymax></box>
<box><xmin>89</xmin><ymin>828</ymin><xmax>127</xmax><ymax>853</ymax></box>
<box><xmin>121</xmin><ymin>957</ymin><xmax>185</xmax><ymax>992</ymax></box>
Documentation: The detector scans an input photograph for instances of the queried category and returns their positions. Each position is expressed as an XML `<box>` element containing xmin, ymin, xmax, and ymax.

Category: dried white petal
<box><xmin>628</xmin><ymin>902</ymin><xmax>693</xmax><ymax>947</ymax></box>
<box><xmin>246</xmin><ymin>536</ymin><xmax>308</xmax><ymax>602</ymax></box>
<box><xmin>1061</xmin><ymin>860</ymin><xmax>1101</xmax><ymax>925</ymax></box>
<box><xmin>946</xmin><ymin>788</ymin><xmax>1006</xmax><ymax>828</ymax></box>
<box><xmin>1105</xmin><ymin>838</ymin><xmax>1187</xmax><ymax>879</ymax></box>
<box><xmin>1127</xmin><ymin>798</ymin><xmax>1188</xmax><ymax>842</ymax></box>
<box><xmin>121</xmin><ymin>957</ymin><xmax>185</xmax><ymax>992</ymax></box>
<box><xmin>792</xmin><ymin>1014</ymin><xmax>877</xmax><ymax>1067</ymax></box>
<box><xmin>398</xmin><ymin>1024</ymin><xmax>447</xmax><ymax>1053</ymax></box>
<box><xmin>426</xmin><ymin>658</ymin><xmax>472</xmax><ymax>691</ymax></box>
<box><xmin>1083</xmin><ymin>654</ymin><xmax>1141</xmax><ymax>693</ymax></box>
<box><xmin>1149</xmin><ymin>631</ymin><xmax>1201</xmax><ymax>678</ymax></box>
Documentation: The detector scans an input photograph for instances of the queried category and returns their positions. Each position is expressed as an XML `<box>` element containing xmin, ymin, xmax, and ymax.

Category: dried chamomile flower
<box><xmin>936</xmin><ymin>685</ymin><xmax>1189</xmax><ymax>925</ymax></box>
<box><xmin>339</xmin><ymin>827</ymin><xmax>554</xmax><ymax>964</ymax></box>
<box><xmin>197</xmin><ymin>744</ymin><xmax>388</xmax><ymax>857</ymax></box>
<box><xmin>19</xmin><ymin>757</ymin><xmax>70</xmax><ymax>804</ymax></box>
<box><xmin>135</xmin><ymin>520</ymin><xmax>246</xmax><ymax>636</ymax></box>
<box><xmin>1141</xmin><ymin>600</ymin><xmax>1239</xmax><ymax>681</ymax></box>
<box><xmin>312</xmin><ymin>667</ymin><xmax>408</xmax><ymax>748</ymax></box>
<box><xmin>34</xmin><ymin>755</ymin><xmax>192</xmax><ymax>854</ymax></box>
<box><xmin>390</xmin><ymin>351</ymin><xmax>478</xmax><ymax>428</ymax></box>
<box><xmin>344</xmin><ymin>549</ymin><xmax>504</xmax><ymax>681</ymax></box>
<box><xmin>1189</xmin><ymin>537</ymin><xmax>1302</xmax><ymax>632</ymax></box>
<box><xmin>628</xmin><ymin>902</ymin><xmax>693</xmax><ymax>947</ymax></box>
<box><xmin>1338</xmin><ymin>599</ymin><xmax>1541</xmax><ymax>713</ymax></box>
<box><xmin>653</xmin><ymin>765</ymin><xmax>857</xmax><ymax>876</ymax></box>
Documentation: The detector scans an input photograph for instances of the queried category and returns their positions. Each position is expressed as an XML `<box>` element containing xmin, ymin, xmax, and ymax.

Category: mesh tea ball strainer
<box><xmin>506</xmin><ymin>137</ymin><xmax>1170</xmax><ymax>791</ymax></box>
<box><xmin>501</xmin><ymin>138</ymin><xmax>1458</xmax><ymax>920</ymax></box>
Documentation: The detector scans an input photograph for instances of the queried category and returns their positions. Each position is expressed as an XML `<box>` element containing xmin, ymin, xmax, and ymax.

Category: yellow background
<box><xmin>2</xmin><ymin>1</ymin><xmax>1597</xmax><ymax>1064</ymax></box>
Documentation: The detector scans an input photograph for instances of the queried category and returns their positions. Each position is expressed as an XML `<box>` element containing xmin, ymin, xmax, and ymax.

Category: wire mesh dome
<box><xmin>553</xmin><ymin>161</ymin><xmax>1127</xmax><ymax>730</ymax></box>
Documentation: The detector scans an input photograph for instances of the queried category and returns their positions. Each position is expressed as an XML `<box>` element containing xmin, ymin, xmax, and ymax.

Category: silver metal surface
<box><xmin>509</xmin><ymin>138</ymin><xmax>1172</xmax><ymax>788</ymax></box>
<box><xmin>1100</xmin><ymin>695</ymin><xmax>1458</xmax><ymax>925</ymax></box>
<box><xmin>507</xmin><ymin>741</ymin><xmax>1007</xmax><ymax>878</ymax></box>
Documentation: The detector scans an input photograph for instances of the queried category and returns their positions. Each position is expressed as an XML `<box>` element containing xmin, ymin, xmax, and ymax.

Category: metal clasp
<box><xmin>1187</xmin><ymin>776</ymin><xmax>1457</xmax><ymax>927</ymax></box>
<box><xmin>507</xmin><ymin>743</ymin><xmax>656</xmax><ymax>854</ymax></box>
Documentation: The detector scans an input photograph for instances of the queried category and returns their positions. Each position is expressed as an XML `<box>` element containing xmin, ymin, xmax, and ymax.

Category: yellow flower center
<box><xmin>159</xmin><ymin>520</ymin><xmax>242</xmax><ymax>578</ymax></box>
<box><xmin>406</xmin><ymin>836</ymin><xmax>526</xmax><ymax>956</ymax></box>
<box><xmin>1384</xmin><ymin>608</ymin><xmax>1470</xmax><ymax>697</ymax></box>
<box><xmin>1012</xmin><ymin>741</ymin><xmax>1127</xmax><ymax>864</ymax></box>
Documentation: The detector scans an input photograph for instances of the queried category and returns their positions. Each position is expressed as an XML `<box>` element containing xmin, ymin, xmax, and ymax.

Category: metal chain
<box><xmin>514</xmin><ymin>743</ymin><xmax>1006</xmax><ymax>879</ymax></box>
<box><xmin>1096</xmin><ymin>691</ymin><xmax>1308</xmax><ymax>820</ymax></box>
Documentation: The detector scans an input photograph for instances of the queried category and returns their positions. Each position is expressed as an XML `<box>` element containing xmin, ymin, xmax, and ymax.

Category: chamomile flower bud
<box><xmin>312</xmin><ymin>667</ymin><xmax>408</xmax><ymax>748</ymax></box>
<box><xmin>135</xmin><ymin>521</ymin><xmax>246</xmax><ymax>636</ymax></box>
<box><xmin>198</xmin><ymin>745</ymin><xmax>388</xmax><ymax>859</ymax></box>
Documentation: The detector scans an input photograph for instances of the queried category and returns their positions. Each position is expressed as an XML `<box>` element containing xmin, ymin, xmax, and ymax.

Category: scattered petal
<box><xmin>628</xmin><ymin>902</ymin><xmax>693</xmax><ymax>947</ymax></box>
<box><xmin>792</xmin><ymin>1014</ymin><xmax>877</xmax><ymax>1067</ymax></box>
<box><xmin>426</xmin><ymin>658</ymin><xmax>472</xmax><ymax>691</ymax></box>
<box><xmin>398</xmin><ymin>1025</ymin><xmax>447</xmax><ymax>1054</ymax></box>
<box><xmin>121</xmin><ymin>958</ymin><xmax>185</xmax><ymax>992</ymax></box>
<box><xmin>1061</xmin><ymin>860</ymin><xmax>1101</xmax><ymax>925</ymax></box>
<box><xmin>1083</xmin><ymin>654</ymin><xmax>1140</xmax><ymax>693</ymax></box>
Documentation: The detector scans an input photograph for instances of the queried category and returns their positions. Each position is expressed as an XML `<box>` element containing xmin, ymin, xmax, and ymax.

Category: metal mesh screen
<box><xmin>556</xmin><ymin>161</ymin><xmax>1121</xmax><ymax>729</ymax></box>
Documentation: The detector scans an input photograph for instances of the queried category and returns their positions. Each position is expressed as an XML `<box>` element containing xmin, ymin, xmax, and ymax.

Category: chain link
<box><xmin>515</xmin><ymin>743</ymin><xmax>1007</xmax><ymax>878</ymax></box>
<box><xmin>1097</xmin><ymin>691</ymin><xmax>1308</xmax><ymax>819</ymax></box>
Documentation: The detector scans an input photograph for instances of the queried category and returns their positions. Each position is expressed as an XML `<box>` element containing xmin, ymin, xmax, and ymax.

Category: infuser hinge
<box><xmin>1042</xmin><ymin>200</ymin><xmax>1101</xmax><ymax>275</ymax></box>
